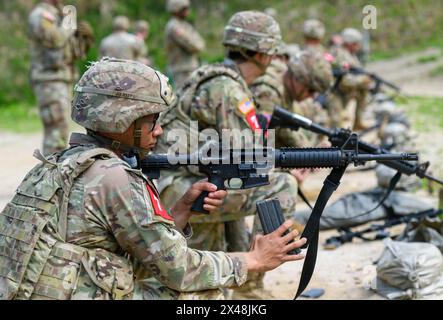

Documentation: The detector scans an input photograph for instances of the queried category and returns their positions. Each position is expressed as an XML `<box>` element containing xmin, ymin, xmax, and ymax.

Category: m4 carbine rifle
<box><xmin>324</xmin><ymin>208</ymin><xmax>443</xmax><ymax>249</ymax></box>
<box><xmin>315</xmin><ymin>66</ymin><xmax>401</xmax><ymax>108</ymax></box>
<box><xmin>141</xmin><ymin>147</ymin><xmax>416</xmax><ymax>214</ymax></box>
<box><xmin>333</xmin><ymin>66</ymin><xmax>401</xmax><ymax>95</ymax></box>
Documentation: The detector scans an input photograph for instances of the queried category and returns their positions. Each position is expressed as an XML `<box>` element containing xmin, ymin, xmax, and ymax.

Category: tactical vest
<box><xmin>159</xmin><ymin>62</ymin><xmax>252</xmax><ymax>155</ymax></box>
<box><xmin>0</xmin><ymin>148</ymin><xmax>134</xmax><ymax>300</ymax></box>
<box><xmin>178</xmin><ymin>62</ymin><xmax>250</xmax><ymax>117</ymax></box>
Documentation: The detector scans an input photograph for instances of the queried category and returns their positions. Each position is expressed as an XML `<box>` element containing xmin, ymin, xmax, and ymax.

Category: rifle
<box><xmin>324</xmin><ymin>208</ymin><xmax>443</xmax><ymax>249</ymax></box>
<box><xmin>269</xmin><ymin>106</ymin><xmax>443</xmax><ymax>186</ymax></box>
<box><xmin>141</xmin><ymin>147</ymin><xmax>416</xmax><ymax>214</ymax></box>
<box><xmin>333</xmin><ymin>66</ymin><xmax>401</xmax><ymax>95</ymax></box>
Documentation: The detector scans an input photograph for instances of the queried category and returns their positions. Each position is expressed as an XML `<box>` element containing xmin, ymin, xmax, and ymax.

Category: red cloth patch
<box><xmin>146</xmin><ymin>183</ymin><xmax>174</xmax><ymax>221</ymax></box>
<box><xmin>245</xmin><ymin>111</ymin><xmax>261</xmax><ymax>131</ymax></box>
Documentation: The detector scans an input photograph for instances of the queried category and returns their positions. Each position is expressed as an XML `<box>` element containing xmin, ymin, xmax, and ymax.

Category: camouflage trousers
<box><xmin>33</xmin><ymin>81</ymin><xmax>71</xmax><ymax>155</ymax></box>
<box><xmin>133</xmin><ymin>277</ymin><xmax>225</xmax><ymax>300</ymax></box>
<box><xmin>160</xmin><ymin>170</ymin><xmax>299</xmax><ymax>299</ymax></box>
<box><xmin>293</xmin><ymin>188</ymin><xmax>432</xmax><ymax>230</ymax></box>
<box><xmin>326</xmin><ymin>90</ymin><xmax>368</xmax><ymax>129</ymax></box>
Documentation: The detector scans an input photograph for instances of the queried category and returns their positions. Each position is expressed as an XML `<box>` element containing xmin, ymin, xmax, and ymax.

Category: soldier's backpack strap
<box><xmin>252</xmin><ymin>74</ymin><xmax>285</xmax><ymax>104</ymax></box>
<box><xmin>56</xmin><ymin>148</ymin><xmax>115</xmax><ymax>241</ymax></box>
<box><xmin>177</xmin><ymin>63</ymin><xmax>249</xmax><ymax>121</ymax></box>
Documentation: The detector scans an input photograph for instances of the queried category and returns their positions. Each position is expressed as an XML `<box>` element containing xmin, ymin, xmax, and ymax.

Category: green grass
<box><xmin>416</xmin><ymin>55</ymin><xmax>440</xmax><ymax>64</ymax></box>
<box><xmin>0</xmin><ymin>102</ymin><xmax>41</xmax><ymax>133</ymax></box>
<box><xmin>400</xmin><ymin>96</ymin><xmax>443</xmax><ymax>131</ymax></box>
<box><xmin>430</xmin><ymin>64</ymin><xmax>443</xmax><ymax>77</ymax></box>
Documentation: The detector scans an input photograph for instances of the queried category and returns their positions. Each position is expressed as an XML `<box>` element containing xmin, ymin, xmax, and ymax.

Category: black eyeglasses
<box><xmin>144</xmin><ymin>114</ymin><xmax>160</xmax><ymax>132</ymax></box>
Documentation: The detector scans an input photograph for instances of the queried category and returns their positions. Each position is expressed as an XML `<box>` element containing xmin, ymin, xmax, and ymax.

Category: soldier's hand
<box><xmin>361</xmin><ymin>75</ymin><xmax>373</xmax><ymax>90</ymax></box>
<box><xmin>177</xmin><ymin>179</ymin><xmax>227</xmax><ymax>213</ymax></box>
<box><xmin>290</xmin><ymin>168</ymin><xmax>310</xmax><ymax>184</ymax></box>
<box><xmin>77</xmin><ymin>21</ymin><xmax>94</xmax><ymax>39</ymax></box>
<box><xmin>171</xmin><ymin>180</ymin><xmax>227</xmax><ymax>230</ymax></box>
<box><xmin>246</xmin><ymin>220</ymin><xmax>306</xmax><ymax>272</ymax></box>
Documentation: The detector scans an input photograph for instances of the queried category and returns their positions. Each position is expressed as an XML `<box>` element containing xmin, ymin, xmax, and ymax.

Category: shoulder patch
<box><xmin>237</xmin><ymin>98</ymin><xmax>255</xmax><ymax>115</ymax></box>
<box><xmin>237</xmin><ymin>98</ymin><xmax>261</xmax><ymax>131</ymax></box>
<box><xmin>146</xmin><ymin>183</ymin><xmax>174</xmax><ymax>221</ymax></box>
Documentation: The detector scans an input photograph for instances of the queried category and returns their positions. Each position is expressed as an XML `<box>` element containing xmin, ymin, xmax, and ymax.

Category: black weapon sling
<box><xmin>293</xmin><ymin>169</ymin><xmax>402</xmax><ymax>299</ymax></box>
<box><xmin>294</xmin><ymin>166</ymin><xmax>346</xmax><ymax>299</ymax></box>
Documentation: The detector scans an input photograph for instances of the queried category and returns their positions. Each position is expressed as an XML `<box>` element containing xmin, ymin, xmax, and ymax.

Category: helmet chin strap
<box><xmin>87</xmin><ymin>129</ymin><xmax>150</xmax><ymax>160</ymax></box>
<box><xmin>238</xmin><ymin>49</ymin><xmax>268</xmax><ymax>74</ymax></box>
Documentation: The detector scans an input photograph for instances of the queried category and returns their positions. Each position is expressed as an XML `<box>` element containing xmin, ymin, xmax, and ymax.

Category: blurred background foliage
<box><xmin>0</xmin><ymin>0</ymin><xmax>442</xmax><ymax>107</ymax></box>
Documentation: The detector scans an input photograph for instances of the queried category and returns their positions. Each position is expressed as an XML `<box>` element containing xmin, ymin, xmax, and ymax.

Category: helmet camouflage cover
<box><xmin>72</xmin><ymin>58</ymin><xmax>175</xmax><ymax>133</ymax></box>
<box><xmin>342</xmin><ymin>28</ymin><xmax>363</xmax><ymax>44</ymax></box>
<box><xmin>166</xmin><ymin>0</ymin><xmax>190</xmax><ymax>13</ymax></box>
<box><xmin>222</xmin><ymin>10</ymin><xmax>282</xmax><ymax>55</ymax></box>
<box><xmin>303</xmin><ymin>19</ymin><xmax>326</xmax><ymax>40</ymax></box>
<box><xmin>113</xmin><ymin>15</ymin><xmax>130</xmax><ymax>31</ymax></box>
<box><xmin>288</xmin><ymin>51</ymin><xmax>333</xmax><ymax>93</ymax></box>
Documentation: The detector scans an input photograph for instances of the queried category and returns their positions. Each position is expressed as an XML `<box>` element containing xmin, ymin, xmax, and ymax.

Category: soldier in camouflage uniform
<box><xmin>28</xmin><ymin>0</ymin><xmax>94</xmax><ymax>155</ymax></box>
<box><xmin>165</xmin><ymin>0</ymin><xmax>206</xmax><ymax>89</ymax></box>
<box><xmin>327</xmin><ymin>28</ymin><xmax>373</xmax><ymax>130</ymax></box>
<box><xmin>0</xmin><ymin>58</ymin><xmax>306</xmax><ymax>300</ymax></box>
<box><xmin>156</xmin><ymin>11</ymin><xmax>302</xmax><ymax>299</ymax></box>
<box><xmin>302</xmin><ymin>19</ymin><xmax>327</xmax><ymax>55</ymax></box>
<box><xmin>99</xmin><ymin>16</ymin><xmax>145</xmax><ymax>61</ymax></box>
<box><xmin>134</xmin><ymin>20</ymin><xmax>152</xmax><ymax>66</ymax></box>
<box><xmin>251</xmin><ymin>50</ymin><xmax>333</xmax><ymax>148</ymax></box>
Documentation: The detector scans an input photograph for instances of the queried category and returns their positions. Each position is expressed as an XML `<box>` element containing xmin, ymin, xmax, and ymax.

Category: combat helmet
<box><xmin>342</xmin><ymin>28</ymin><xmax>363</xmax><ymax>44</ymax></box>
<box><xmin>166</xmin><ymin>0</ymin><xmax>190</xmax><ymax>13</ymax></box>
<box><xmin>135</xmin><ymin>20</ymin><xmax>150</xmax><ymax>34</ymax></box>
<box><xmin>113</xmin><ymin>16</ymin><xmax>130</xmax><ymax>31</ymax></box>
<box><xmin>287</xmin><ymin>51</ymin><xmax>333</xmax><ymax>93</ymax></box>
<box><xmin>222</xmin><ymin>10</ymin><xmax>282</xmax><ymax>55</ymax></box>
<box><xmin>303</xmin><ymin>19</ymin><xmax>325</xmax><ymax>40</ymax></box>
<box><xmin>72</xmin><ymin>58</ymin><xmax>174</xmax><ymax>152</ymax></box>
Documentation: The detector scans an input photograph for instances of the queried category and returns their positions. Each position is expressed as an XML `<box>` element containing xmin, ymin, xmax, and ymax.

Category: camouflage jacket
<box><xmin>0</xmin><ymin>133</ymin><xmax>247</xmax><ymax>300</ymax></box>
<box><xmin>250</xmin><ymin>59</ymin><xmax>287</xmax><ymax>114</ymax></box>
<box><xmin>250</xmin><ymin>60</ymin><xmax>313</xmax><ymax>148</ymax></box>
<box><xmin>28</xmin><ymin>2</ymin><xmax>78</xmax><ymax>84</ymax></box>
<box><xmin>165</xmin><ymin>17</ymin><xmax>205</xmax><ymax>74</ymax></box>
<box><xmin>99</xmin><ymin>31</ymin><xmax>145</xmax><ymax>61</ymax></box>
<box><xmin>304</xmin><ymin>43</ymin><xmax>327</xmax><ymax>55</ymax></box>
<box><xmin>331</xmin><ymin>46</ymin><xmax>370</xmax><ymax>92</ymax></box>
<box><xmin>155</xmin><ymin>60</ymin><xmax>262</xmax><ymax>223</ymax></box>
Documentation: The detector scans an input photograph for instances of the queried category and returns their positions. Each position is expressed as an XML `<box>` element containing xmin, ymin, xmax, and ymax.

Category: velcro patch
<box><xmin>146</xmin><ymin>183</ymin><xmax>174</xmax><ymax>221</ymax></box>
<box><xmin>237</xmin><ymin>98</ymin><xmax>255</xmax><ymax>115</ymax></box>
<box><xmin>237</xmin><ymin>98</ymin><xmax>261</xmax><ymax>131</ymax></box>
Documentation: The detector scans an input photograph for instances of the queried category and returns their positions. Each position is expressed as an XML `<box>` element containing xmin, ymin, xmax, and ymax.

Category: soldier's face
<box><xmin>284</xmin><ymin>72</ymin><xmax>314</xmax><ymax>102</ymax></box>
<box><xmin>345</xmin><ymin>42</ymin><xmax>361</xmax><ymax>54</ymax></box>
<box><xmin>138</xmin><ymin>114</ymin><xmax>163</xmax><ymax>150</ymax></box>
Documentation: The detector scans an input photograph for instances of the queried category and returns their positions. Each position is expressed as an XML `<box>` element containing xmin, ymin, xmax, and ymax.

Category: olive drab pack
<box><xmin>0</xmin><ymin>148</ymin><xmax>134</xmax><ymax>300</ymax></box>
<box><xmin>177</xmin><ymin>63</ymin><xmax>250</xmax><ymax>119</ymax></box>
<box><xmin>155</xmin><ymin>63</ymin><xmax>250</xmax><ymax>188</ymax></box>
